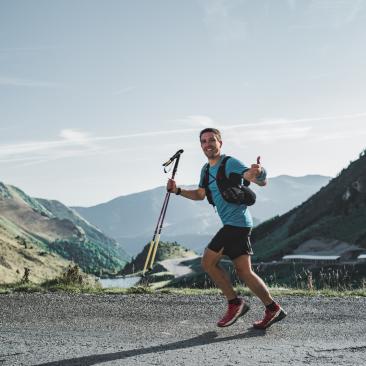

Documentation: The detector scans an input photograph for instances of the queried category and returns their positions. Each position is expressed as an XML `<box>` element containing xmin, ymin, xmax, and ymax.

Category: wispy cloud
<box><xmin>111</xmin><ymin>86</ymin><xmax>136</xmax><ymax>95</ymax></box>
<box><xmin>342</xmin><ymin>0</ymin><xmax>365</xmax><ymax>25</ymax></box>
<box><xmin>0</xmin><ymin>46</ymin><xmax>61</xmax><ymax>53</ymax></box>
<box><xmin>312</xmin><ymin>0</ymin><xmax>365</xmax><ymax>27</ymax></box>
<box><xmin>0</xmin><ymin>76</ymin><xmax>61</xmax><ymax>88</ymax></box>
<box><xmin>0</xmin><ymin>129</ymin><xmax>94</xmax><ymax>163</ymax></box>
<box><xmin>286</xmin><ymin>0</ymin><xmax>298</xmax><ymax>11</ymax></box>
<box><xmin>0</xmin><ymin>127</ymin><xmax>195</xmax><ymax>165</ymax></box>
<box><xmin>290</xmin><ymin>0</ymin><xmax>365</xmax><ymax>29</ymax></box>
<box><xmin>14</xmin><ymin>147</ymin><xmax>120</xmax><ymax>167</ymax></box>
<box><xmin>200</xmin><ymin>0</ymin><xmax>248</xmax><ymax>41</ymax></box>
<box><xmin>317</xmin><ymin>129</ymin><xmax>366</xmax><ymax>142</ymax></box>
<box><xmin>221</xmin><ymin>112</ymin><xmax>366</xmax><ymax>131</ymax></box>
<box><xmin>1</xmin><ymin>112</ymin><xmax>365</xmax><ymax>165</ymax></box>
<box><xmin>225</xmin><ymin>126</ymin><xmax>312</xmax><ymax>145</ymax></box>
<box><xmin>59</xmin><ymin>129</ymin><xmax>90</xmax><ymax>145</ymax></box>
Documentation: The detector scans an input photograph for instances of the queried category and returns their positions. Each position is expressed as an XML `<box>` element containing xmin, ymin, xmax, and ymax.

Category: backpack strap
<box><xmin>217</xmin><ymin>156</ymin><xmax>231</xmax><ymax>181</ymax></box>
<box><xmin>203</xmin><ymin>163</ymin><xmax>214</xmax><ymax>206</ymax></box>
<box><xmin>203</xmin><ymin>156</ymin><xmax>231</xmax><ymax>206</ymax></box>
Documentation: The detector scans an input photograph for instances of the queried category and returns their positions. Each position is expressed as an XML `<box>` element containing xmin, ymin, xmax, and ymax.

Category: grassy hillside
<box><xmin>0</xmin><ymin>217</ymin><xmax>70</xmax><ymax>284</ymax></box>
<box><xmin>0</xmin><ymin>182</ymin><xmax>128</xmax><ymax>279</ymax></box>
<box><xmin>252</xmin><ymin>149</ymin><xmax>366</xmax><ymax>261</ymax></box>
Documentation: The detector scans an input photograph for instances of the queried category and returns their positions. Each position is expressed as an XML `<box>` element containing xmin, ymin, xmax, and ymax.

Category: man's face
<box><xmin>200</xmin><ymin>132</ymin><xmax>222</xmax><ymax>159</ymax></box>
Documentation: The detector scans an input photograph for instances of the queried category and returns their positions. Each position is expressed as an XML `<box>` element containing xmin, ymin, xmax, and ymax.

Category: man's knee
<box><xmin>201</xmin><ymin>255</ymin><xmax>218</xmax><ymax>272</ymax></box>
<box><xmin>201</xmin><ymin>256</ymin><xmax>212</xmax><ymax>272</ymax></box>
<box><xmin>234</xmin><ymin>263</ymin><xmax>253</xmax><ymax>278</ymax></box>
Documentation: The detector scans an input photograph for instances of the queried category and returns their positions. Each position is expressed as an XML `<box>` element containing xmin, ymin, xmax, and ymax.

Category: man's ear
<box><xmin>219</xmin><ymin>141</ymin><xmax>223</xmax><ymax>147</ymax></box>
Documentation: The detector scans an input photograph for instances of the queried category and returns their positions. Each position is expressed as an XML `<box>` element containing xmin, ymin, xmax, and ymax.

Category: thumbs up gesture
<box><xmin>244</xmin><ymin>156</ymin><xmax>263</xmax><ymax>182</ymax></box>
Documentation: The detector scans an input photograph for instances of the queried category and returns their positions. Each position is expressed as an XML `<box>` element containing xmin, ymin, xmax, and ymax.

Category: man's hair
<box><xmin>199</xmin><ymin>128</ymin><xmax>222</xmax><ymax>142</ymax></box>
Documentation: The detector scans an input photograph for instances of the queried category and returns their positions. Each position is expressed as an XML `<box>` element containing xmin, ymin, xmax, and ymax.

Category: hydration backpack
<box><xmin>202</xmin><ymin>156</ymin><xmax>256</xmax><ymax>207</ymax></box>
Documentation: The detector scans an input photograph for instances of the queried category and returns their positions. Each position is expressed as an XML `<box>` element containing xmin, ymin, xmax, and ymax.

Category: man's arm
<box><xmin>167</xmin><ymin>179</ymin><xmax>206</xmax><ymax>200</ymax></box>
<box><xmin>176</xmin><ymin>187</ymin><xmax>206</xmax><ymax>200</ymax></box>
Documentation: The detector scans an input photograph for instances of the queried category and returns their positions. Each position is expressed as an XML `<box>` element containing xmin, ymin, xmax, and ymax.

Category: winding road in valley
<box><xmin>160</xmin><ymin>256</ymin><xmax>199</xmax><ymax>277</ymax></box>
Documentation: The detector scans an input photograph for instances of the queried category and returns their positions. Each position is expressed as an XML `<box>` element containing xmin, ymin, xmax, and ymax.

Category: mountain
<box><xmin>250</xmin><ymin>175</ymin><xmax>332</xmax><ymax>221</ymax></box>
<box><xmin>73</xmin><ymin>175</ymin><xmax>330</xmax><ymax>256</ymax></box>
<box><xmin>0</xmin><ymin>182</ymin><xmax>129</xmax><ymax>282</ymax></box>
<box><xmin>251</xmin><ymin>150</ymin><xmax>366</xmax><ymax>262</ymax></box>
<box><xmin>36</xmin><ymin>198</ymin><xmax>129</xmax><ymax>261</ymax></box>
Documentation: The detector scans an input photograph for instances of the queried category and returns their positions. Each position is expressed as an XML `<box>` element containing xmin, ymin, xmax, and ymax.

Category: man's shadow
<box><xmin>34</xmin><ymin>328</ymin><xmax>266</xmax><ymax>366</ymax></box>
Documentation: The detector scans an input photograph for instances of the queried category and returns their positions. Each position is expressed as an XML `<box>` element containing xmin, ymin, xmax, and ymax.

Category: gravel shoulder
<box><xmin>0</xmin><ymin>293</ymin><xmax>365</xmax><ymax>366</ymax></box>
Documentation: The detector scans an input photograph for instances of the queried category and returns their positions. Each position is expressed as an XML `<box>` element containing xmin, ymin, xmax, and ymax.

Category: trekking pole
<box><xmin>142</xmin><ymin>194</ymin><xmax>170</xmax><ymax>275</ymax></box>
<box><xmin>149</xmin><ymin>154</ymin><xmax>181</xmax><ymax>269</ymax></box>
<box><xmin>142</xmin><ymin>149</ymin><xmax>183</xmax><ymax>275</ymax></box>
<box><xmin>142</xmin><ymin>151</ymin><xmax>183</xmax><ymax>274</ymax></box>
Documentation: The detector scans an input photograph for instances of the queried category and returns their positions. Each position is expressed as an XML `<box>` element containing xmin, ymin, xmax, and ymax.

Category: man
<box><xmin>167</xmin><ymin>128</ymin><xmax>286</xmax><ymax>329</ymax></box>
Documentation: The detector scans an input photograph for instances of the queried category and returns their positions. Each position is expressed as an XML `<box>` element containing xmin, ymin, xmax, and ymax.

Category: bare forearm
<box><xmin>178</xmin><ymin>188</ymin><xmax>205</xmax><ymax>201</ymax></box>
<box><xmin>167</xmin><ymin>179</ymin><xmax>205</xmax><ymax>200</ymax></box>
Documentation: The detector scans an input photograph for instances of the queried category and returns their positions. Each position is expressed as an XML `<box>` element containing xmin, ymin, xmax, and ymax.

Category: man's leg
<box><xmin>233</xmin><ymin>254</ymin><xmax>273</xmax><ymax>305</ymax></box>
<box><xmin>201</xmin><ymin>247</ymin><xmax>236</xmax><ymax>300</ymax></box>
<box><xmin>233</xmin><ymin>254</ymin><xmax>287</xmax><ymax>329</ymax></box>
<box><xmin>202</xmin><ymin>248</ymin><xmax>249</xmax><ymax>327</ymax></box>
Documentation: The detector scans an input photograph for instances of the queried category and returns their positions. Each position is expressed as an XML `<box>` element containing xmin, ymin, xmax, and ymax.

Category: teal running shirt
<box><xmin>199</xmin><ymin>155</ymin><xmax>253</xmax><ymax>228</ymax></box>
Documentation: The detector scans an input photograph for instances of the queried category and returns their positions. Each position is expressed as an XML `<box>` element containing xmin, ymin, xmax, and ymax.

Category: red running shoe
<box><xmin>217</xmin><ymin>299</ymin><xmax>250</xmax><ymax>327</ymax></box>
<box><xmin>253</xmin><ymin>303</ymin><xmax>287</xmax><ymax>329</ymax></box>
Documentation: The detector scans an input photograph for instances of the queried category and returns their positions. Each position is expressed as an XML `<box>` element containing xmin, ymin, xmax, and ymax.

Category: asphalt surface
<box><xmin>0</xmin><ymin>293</ymin><xmax>365</xmax><ymax>366</ymax></box>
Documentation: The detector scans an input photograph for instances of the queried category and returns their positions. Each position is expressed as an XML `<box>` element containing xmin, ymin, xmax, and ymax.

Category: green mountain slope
<box><xmin>0</xmin><ymin>182</ymin><xmax>128</xmax><ymax>278</ymax></box>
<box><xmin>252</xmin><ymin>149</ymin><xmax>366</xmax><ymax>261</ymax></box>
<box><xmin>36</xmin><ymin>198</ymin><xmax>129</xmax><ymax>261</ymax></box>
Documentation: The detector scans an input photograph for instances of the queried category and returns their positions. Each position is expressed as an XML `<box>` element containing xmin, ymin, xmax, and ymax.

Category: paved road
<box><xmin>0</xmin><ymin>293</ymin><xmax>365</xmax><ymax>365</ymax></box>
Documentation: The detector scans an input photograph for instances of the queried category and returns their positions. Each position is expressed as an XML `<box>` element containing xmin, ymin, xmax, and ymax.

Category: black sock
<box><xmin>228</xmin><ymin>297</ymin><xmax>241</xmax><ymax>305</ymax></box>
<box><xmin>266</xmin><ymin>301</ymin><xmax>278</xmax><ymax>312</ymax></box>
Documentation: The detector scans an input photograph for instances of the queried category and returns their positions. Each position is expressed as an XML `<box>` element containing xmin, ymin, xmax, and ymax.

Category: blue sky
<box><xmin>1</xmin><ymin>0</ymin><xmax>366</xmax><ymax>206</ymax></box>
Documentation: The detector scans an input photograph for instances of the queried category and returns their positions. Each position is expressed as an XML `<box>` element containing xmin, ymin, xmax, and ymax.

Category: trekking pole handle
<box><xmin>162</xmin><ymin>149</ymin><xmax>184</xmax><ymax>167</ymax></box>
<box><xmin>170</xmin><ymin>153</ymin><xmax>182</xmax><ymax>180</ymax></box>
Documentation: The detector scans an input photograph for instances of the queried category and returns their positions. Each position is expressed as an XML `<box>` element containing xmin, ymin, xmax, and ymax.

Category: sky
<box><xmin>1</xmin><ymin>0</ymin><xmax>366</xmax><ymax>206</ymax></box>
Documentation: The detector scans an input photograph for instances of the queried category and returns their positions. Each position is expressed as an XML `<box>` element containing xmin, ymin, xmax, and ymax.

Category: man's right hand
<box><xmin>167</xmin><ymin>178</ymin><xmax>177</xmax><ymax>193</ymax></box>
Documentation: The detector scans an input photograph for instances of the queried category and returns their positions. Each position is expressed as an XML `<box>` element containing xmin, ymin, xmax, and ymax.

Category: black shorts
<box><xmin>207</xmin><ymin>225</ymin><xmax>253</xmax><ymax>260</ymax></box>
